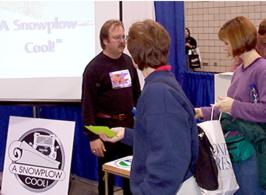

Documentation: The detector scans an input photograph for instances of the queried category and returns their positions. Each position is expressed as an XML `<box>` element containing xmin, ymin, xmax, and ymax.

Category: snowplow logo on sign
<box><xmin>8</xmin><ymin>128</ymin><xmax>65</xmax><ymax>192</ymax></box>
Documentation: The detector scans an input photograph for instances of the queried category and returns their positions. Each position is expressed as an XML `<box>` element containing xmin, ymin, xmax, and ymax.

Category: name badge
<box><xmin>109</xmin><ymin>69</ymin><xmax>132</xmax><ymax>89</ymax></box>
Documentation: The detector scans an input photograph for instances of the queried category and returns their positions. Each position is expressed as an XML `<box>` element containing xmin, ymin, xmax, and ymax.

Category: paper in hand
<box><xmin>85</xmin><ymin>125</ymin><xmax>116</xmax><ymax>138</ymax></box>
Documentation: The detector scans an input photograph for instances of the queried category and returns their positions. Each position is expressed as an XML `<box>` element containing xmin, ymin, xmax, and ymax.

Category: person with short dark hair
<box><xmin>81</xmin><ymin>19</ymin><xmax>141</xmax><ymax>195</ymax></box>
<box><xmin>101</xmin><ymin>19</ymin><xmax>200</xmax><ymax>195</ymax></box>
<box><xmin>195</xmin><ymin>16</ymin><xmax>266</xmax><ymax>195</ymax></box>
<box><xmin>185</xmin><ymin>27</ymin><xmax>201</xmax><ymax>70</ymax></box>
<box><xmin>185</xmin><ymin>27</ymin><xmax>197</xmax><ymax>55</ymax></box>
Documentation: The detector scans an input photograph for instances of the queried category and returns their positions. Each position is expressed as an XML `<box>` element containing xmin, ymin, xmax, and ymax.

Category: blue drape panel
<box><xmin>0</xmin><ymin>105</ymin><xmax>33</xmax><ymax>170</ymax></box>
<box><xmin>154</xmin><ymin>1</ymin><xmax>186</xmax><ymax>85</ymax></box>
<box><xmin>38</xmin><ymin>105</ymin><xmax>98</xmax><ymax>181</ymax></box>
<box><xmin>183</xmin><ymin>72</ymin><xmax>214</xmax><ymax>107</ymax></box>
<box><xmin>154</xmin><ymin>2</ymin><xmax>214</xmax><ymax>107</ymax></box>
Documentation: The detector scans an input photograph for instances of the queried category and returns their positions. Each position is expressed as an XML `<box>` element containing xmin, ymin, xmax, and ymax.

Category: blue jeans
<box><xmin>233</xmin><ymin>154</ymin><xmax>266</xmax><ymax>195</ymax></box>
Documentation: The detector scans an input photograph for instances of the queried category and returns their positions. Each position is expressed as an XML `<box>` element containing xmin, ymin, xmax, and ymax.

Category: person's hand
<box><xmin>99</xmin><ymin>127</ymin><xmax>125</xmax><ymax>143</ymax></box>
<box><xmin>90</xmin><ymin>138</ymin><xmax>106</xmax><ymax>157</ymax></box>
<box><xmin>194</xmin><ymin>108</ymin><xmax>203</xmax><ymax>119</ymax></box>
<box><xmin>215</xmin><ymin>96</ymin><xmax>234</xmax><ymax>113</ymax></box>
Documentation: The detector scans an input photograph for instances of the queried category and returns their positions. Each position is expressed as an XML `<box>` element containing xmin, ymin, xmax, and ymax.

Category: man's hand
<box><xmin>90</xmin><ymin>138</ymin><xmax>106</xmax><ymax>157</ymax></box>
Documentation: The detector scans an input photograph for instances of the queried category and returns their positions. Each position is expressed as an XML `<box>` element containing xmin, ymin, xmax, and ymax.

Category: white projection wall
<box><xmin>0</xmin><ymin>1</ymin><xmax>119</xmax><ymax>102</ymax></box>
<box><xmin>1</xmin><ymin>1</ymin><xmax>95</xmax><ymax>78</ymax></box>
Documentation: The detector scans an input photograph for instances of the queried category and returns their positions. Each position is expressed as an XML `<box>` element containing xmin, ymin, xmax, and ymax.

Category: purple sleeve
<box><xmin>201</xmin><ymin>106</ymin><xmax>220</xmax><ymax>120</ymax></box>
<box><xmin>231</xmin><ymin>67</ymin><xmax>266</xmax><ymax>123</ymax></box>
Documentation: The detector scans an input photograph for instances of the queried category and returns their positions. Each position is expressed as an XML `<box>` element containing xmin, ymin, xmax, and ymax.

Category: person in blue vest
<box><xmin>101</xmin><ymin>19</ymin><xmax>200</xmax><ymax>195</ymax></box>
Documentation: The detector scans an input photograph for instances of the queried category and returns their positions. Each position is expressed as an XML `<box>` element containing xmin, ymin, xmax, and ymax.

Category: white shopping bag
<box><xmin>197</xmin><ymin>108</ymin><xmax>239</xmax><ymax>195</ymax></box>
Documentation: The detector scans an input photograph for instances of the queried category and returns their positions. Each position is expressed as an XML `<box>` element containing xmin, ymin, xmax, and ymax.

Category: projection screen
<box><xmin>0</xmin><ymin>1</ymin><xmax>119</xmax><ymax>102</ymax></box>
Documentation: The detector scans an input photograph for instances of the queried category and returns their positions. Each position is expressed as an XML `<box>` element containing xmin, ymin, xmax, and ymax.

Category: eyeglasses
<box><xmin>111</xmin><ymin>35</ymin><xmax>128</xmax><ymax>41</ymax></box>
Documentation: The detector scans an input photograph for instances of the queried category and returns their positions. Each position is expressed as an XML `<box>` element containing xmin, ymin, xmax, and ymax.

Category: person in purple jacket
<box><xmin>101</xmin><ymin>19</ymin><xmax>200</xmax><ymax>195</ymax></box>
<box><xmin>195</xmin><ymin>16</ymin><xmax>266</xmax><ymax>194</ymax></box>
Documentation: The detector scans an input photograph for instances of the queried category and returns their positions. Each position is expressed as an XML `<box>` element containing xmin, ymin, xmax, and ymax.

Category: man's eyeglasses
<box><xmin>111</xmin><ymin>35</ymin><xmax>128</xmax><ymax>41</ymax></box>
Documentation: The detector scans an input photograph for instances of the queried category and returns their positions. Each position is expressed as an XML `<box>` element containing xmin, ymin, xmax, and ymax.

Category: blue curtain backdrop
<box><xmin>183</xmin><ymin>72</ymin><xmax>214</xmax><ymax>107</ymax></box>
<box><xmin>154</xmin><ymin>1</ymin><xmax>214</xmax><ymax>107</ymax></box>
<box><xmin>154</xmin><ymin>1</ymin><xmax>186</xmax><ymax>85</ymax></box>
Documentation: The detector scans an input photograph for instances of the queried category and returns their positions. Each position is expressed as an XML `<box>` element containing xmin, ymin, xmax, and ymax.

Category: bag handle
<box><xmin>210</xmin><ymin>105</ymin><xmax>222</xmax><ymax>121</ymax></box>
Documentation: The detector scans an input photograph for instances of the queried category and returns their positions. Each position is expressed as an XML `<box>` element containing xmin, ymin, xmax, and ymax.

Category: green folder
<box><xmin>85</xmin><ymin>125</ymin><xmax>116</xmax><ymax>138</ymax></box>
